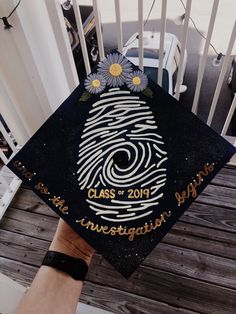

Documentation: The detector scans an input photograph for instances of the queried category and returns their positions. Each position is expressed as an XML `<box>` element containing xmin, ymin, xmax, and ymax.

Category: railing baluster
<box><xmin>92</xmin><ymin>0</ymin><xmax>105</xmax><ymax>60</ymax></box>
<box><xmin>115</xmin><ymin>0</ymin><xmax>123</xmax><ymax>53</ymax></box>
<box><xmin>0</xmin><ymin>149</ymin><xmax>8</xmax><ymax>165</ymax></box>
<box><xmin>175</xmin><ymin>0</ymin><xmax>192</xmax><ymax>100</ymax></box>
<box><xmin>157</xmin><ymin>0</ymin><xmax>167</xmax><ymax>86</ymax></box>
<box><xmin>191</xmin><ymin>0</ymin><xmax>219</xmax><ymax>114</ymax></box>
<box><xmin>0</xmin><ymin>122</ymin><xmax>16</xmax><ymax>153</ymax></box>
<box><xmin>72</xmin><ymin>0</ymin><xmax>91</xmax><ymax>75</ymax></box>
<box><xmin>0</xmin><ymin>80</ymin><xmax>30</xmax><ymax>145</ymax></box>
<box><xmin>44</xmin><ymin>0</ymin><xmax>79</xmax><ymax>89</ymax></box>
<box><xmin>207</xmin><ymin>19</ymin><xmax>236</xmax><ymax>126</ymax></box>
<box><xmin>138</xmin><ymin>0</ymin><xmax>144</xmax><ymax>71</ymax></box>
<box><xmin>221</xmin><ymin>94</ymin><xmax>236</xmax><ymax>136</ymax></box>
<box><xmin>0</xmin><ymin>172</ymin><xmax>21</xmax><ymax>221</ymax></box>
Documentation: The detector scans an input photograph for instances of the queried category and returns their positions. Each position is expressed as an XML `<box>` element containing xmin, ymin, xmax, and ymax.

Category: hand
<box><xmin>49</xmin><ymin>219</ymin><xmax>94</xmax><ymax>265</ymax></box>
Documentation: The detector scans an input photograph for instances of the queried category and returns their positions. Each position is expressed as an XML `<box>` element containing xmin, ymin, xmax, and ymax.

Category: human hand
<box><xmin>49</xmin><ymin>219</ymin><xmax>94</xmax><ymax>265</ymax></box>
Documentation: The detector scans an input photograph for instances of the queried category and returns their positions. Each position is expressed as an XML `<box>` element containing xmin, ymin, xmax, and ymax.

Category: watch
<box><xmin>42</xmin><ymin>251</ymin><xmax>88</xmax><ymax>281</ymax></box>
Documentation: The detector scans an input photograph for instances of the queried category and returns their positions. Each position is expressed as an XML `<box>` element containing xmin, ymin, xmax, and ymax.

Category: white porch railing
<box><xmin>0</xmin><ymin>0</ymin><xmax>235</xmax><ymax>218</ymax></box>
<box><xmin>0</xmin><ymin>118</ymin><xmax>21</xmax><ymax>220</ymax></box>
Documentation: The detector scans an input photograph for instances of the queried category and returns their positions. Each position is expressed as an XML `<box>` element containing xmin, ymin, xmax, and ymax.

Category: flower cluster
<box><xmin>84</xmin><ymin>53</ymin><xmax>148</xmax><ymax>94</ymax></box>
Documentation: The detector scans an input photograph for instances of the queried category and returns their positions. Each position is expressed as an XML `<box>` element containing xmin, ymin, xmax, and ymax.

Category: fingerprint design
<box><xmin>77</xmin><ymin>88</ymin><xmax>167</xmax><ymax>222</ymax></box>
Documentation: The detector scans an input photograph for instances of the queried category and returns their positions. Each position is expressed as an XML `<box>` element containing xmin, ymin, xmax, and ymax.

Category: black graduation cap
<box><xmin>7</xmin><ymin>51</ymin><xmax>236</xmax><ymax>278</ymax></box>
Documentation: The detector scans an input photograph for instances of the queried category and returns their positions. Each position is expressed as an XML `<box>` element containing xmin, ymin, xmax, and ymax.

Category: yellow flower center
<box><xmin>132</xmin><ymin>76</ymin><xmax>141</xmax><ymax>85</ymax></box>
<box><xmin>109</xmin><ymin>63</ymin><xmax>122</xmax><ymax>77</ymax></box>
<box><xmin>91</xmin><ymin>79</ymin><xmax>101</xmax><ymax>88</ymax></box>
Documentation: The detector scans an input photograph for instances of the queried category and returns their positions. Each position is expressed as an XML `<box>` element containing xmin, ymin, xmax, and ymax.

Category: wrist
<box><xmin>49</xmin><ymin>236</ymin><xmax>94</xmax><ymax>266</ymax></box>
<box><xmin>42</xmin><ymin>251</ymin><xmax>89</xmax><ymax>281</ymax></box>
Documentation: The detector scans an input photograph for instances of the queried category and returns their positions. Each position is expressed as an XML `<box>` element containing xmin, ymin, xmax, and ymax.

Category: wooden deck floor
<box><xmin>0</xmin><ymin>166</ymin><xmax>236</xmax><ymax>313</ymax></box>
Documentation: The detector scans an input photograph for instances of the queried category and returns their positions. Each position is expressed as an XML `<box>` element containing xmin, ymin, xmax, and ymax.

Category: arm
<box><xmin>14</xmin><ymin>219</ymin><xmax>94</xmax><ymax>314</ymax></box>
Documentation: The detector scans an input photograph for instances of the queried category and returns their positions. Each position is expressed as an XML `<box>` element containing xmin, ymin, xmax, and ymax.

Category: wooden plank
<box><xmin>1</xmin><ymin>207</ymin><xmax>58</xmax><ymax>241</ymax></box>
<box><xmin>181</xmin><ymin>202</ymin><xmax>236</xmax><ymax>233</ymax></box>
<box><xmin>211</xmin><ymin>167</ymin><xmax>236</xmax><ymax>188</ymax></box>
<box><xmin>81</xmin><ymin>281</ymin><xmax>199</xmax><ymax>314</ymax></box>
<box><xmin>0</xmin><ymin>256</ymin><xmax>199</xmax><ymax>314</ymax></box>
<box><xmin>173</xmin><ymin>220</ymin><xmax>236</xmax><ymax>244</ymax></box>
<box><xmin>1</xmin><ymin>208</ymin><xmax>235</xmax><ymax>260</ymax></box>
<box><xmin>0</xmin><ymin>256</ymin><xmax>37</xmax><ymax>287</ymax></box>
<box><xmin>163</xmin><ymin>221</ymin><xmax>236</xmax><ymax>260</ymax></box>
<box><xmin>196</xmin><ymin>184</ymin><xmax>236</xmax><ymax>209</ymax></box>
<box><xmin>0</xmin><ymin>228</ymin><xmax>102</xmax><ymax>268</ymax></box>
<box><xmin>87</xmin><ymin>259</ymin><xmax>236</xmax><ymax>314</ymax></box>
<box><xmin>0</xmin><ymin>237</ymin><xmax>236</xmax><ymax>313</ymax></box>
<box><xmin>9</xmin><ymin>186</ymin><xmax>236</xmax><ymax>234</ymax></box>
<box><xmin>0</xmin><ymin>229</ymin><xmax>49</xmax><ymax>267</ymax></box>
<box><xmin>144</xmin><ymin>243</ymin><xmax>236</xmax><ymax>289</ymax></box>
<box><xmin>1</xmin><ymin>228</ymin><xmax>235</xmax><ymax>290</ymax></box>
<box><xmin>10</xmin><ymin>187</ymin><xmax>57</xmax><ymax>218</ymax></box>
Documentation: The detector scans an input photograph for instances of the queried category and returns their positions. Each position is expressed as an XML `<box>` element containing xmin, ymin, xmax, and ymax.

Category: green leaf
<box><xmin>142</xmin><ymin>86</ymin><xmax>153</xmax><ymax>98</ymax></box>
<box><xmin>79</xmin><ymin>90</ymin><xmax>91</xmax><ymax>102</ymax></box>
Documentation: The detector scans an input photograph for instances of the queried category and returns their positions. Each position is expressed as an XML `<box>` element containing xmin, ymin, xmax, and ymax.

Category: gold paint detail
<box><xmin>12</xmin><ymin>161</ymin><xmax>69</xmax><ymax>215</ymax></box>
<box><xmin>48</xmin><ymin>196</ymin><xmax>69</xmax><ymax>214</ymax></box>
<box><xmin>34</xmin><ymin>181</ymin><xmax>68</xmax><ymax>214</ymax></box>
<box><xmin>76</xmin><ymin>211</ymin><xmax>171</xmax><ymax>241</ymax></box>
<box><xmin>92</xmin><ymin>79</ymin><xmax>101</xmax><ymax>88</ymax></box>
<box><xmin>87</xmin><ymin>188</ymin><xmax>150</xmax><ymax>199</ymax></box>
<box><xmin>13</xmin><ymin>160</ymin><xmax>36</xmax><ymax>181</ymax></box>
<box><xmin>175</xmin><ymin>163</ymin><xmax>215</xmax><ymax>206</ymax></box>
<box><xmin>132</xmin><ymin>76</ymin><xmax>141</xmax><ymax>85</ymax></box>
<box><xmin>109</xmin><ymin>63</ymin><xmax>122</xmax><ymax>77</ymax></box>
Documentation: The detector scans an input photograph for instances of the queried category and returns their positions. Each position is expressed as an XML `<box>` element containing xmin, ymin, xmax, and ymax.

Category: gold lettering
<box><xmin>35</xmin><ymin>182</ymin><xmax>49</xmax><ymax>195</ymax></box>
<box><xmin>88</xmin><ymin>188</ymin><xmax>95</xmax><ymax>198</ymax></box>
<box><xmin>76</xmin><ymin>210</ymin><xmax>171</xmax><ymax>241</ymax></box>
<box><xmin>13</xmin><ymin>161</ymin><xmax>36</xmax><ymax>181</ymax></box>
<box><xmin>48</xmin><ymin>196</ymin><xmax>69</xmax><ymax>214</ymax></box>
<box><xmin>110</xmin><ymin>227</ymin><xmax>117</xmax><ymax>235</ymax></box>
<box><xmin>110</xmin><ymin>189</ymin><xmax>116</xmax><ymax>199</ymax></box>
<box><xmin>175</xmin><ymin>163</ymin><xmax>215</xmax><ymax>206</ymax></box>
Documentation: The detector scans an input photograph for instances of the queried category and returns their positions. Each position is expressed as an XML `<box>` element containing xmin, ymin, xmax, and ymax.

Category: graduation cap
<box><xmin>7</xmin><ymin>51</ymin><xmax>236</xmax><ymax>278</ymax></box>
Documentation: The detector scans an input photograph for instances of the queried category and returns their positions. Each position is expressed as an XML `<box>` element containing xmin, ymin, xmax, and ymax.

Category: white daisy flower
<box><xmin>126</xmin><ymin>70</ymin><xmax>148</xmax><ymax>92</ymax></box>
<box><xmin>84</xmin><ymin>73</ymin><xmax>106</xmax><ymax>94</ymax></box>
<box><xmin>97</xmin><ymin>53</ymin><xmax>132</xmax><ymax>87</ymax></box>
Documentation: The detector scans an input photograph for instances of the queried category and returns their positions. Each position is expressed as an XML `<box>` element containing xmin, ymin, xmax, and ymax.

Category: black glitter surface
<box><xmin>7</xmin><ymin>51</ymin><xmax>236</xmax><ymax>278</ymax></box>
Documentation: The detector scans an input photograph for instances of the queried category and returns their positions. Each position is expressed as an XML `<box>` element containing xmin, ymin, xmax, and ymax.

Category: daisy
<box><xmin>84</xmin><ymin>73</ymin><xmax>106</xmax><ymax>94</ymax></box>
<box><xmin>98</xmin><ymin>53</ymin><xmax>132</xmax><ymax>87</ymax></box>
<box><xmin>126</xmin><ymin>70</ymin><xmax>148</xmax><ymax>92</ymax></box>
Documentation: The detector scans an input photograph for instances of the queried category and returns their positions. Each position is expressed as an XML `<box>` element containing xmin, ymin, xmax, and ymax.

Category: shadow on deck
<box><xmin>0</xmin><ymin>166</ymin><xmax>236</xmax><ymax>314</ymax></box>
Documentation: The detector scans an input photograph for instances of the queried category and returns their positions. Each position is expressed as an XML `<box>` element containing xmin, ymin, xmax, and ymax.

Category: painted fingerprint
<box><xmin>77</xmin><ymin>88</ymin><xmax>167</xmax><ymax>222</ymax></box>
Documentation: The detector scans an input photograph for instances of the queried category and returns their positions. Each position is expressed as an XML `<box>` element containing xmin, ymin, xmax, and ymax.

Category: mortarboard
<box><xmin>7</xmin><ymin>51</ymin><xmax>236</xmax><ymax>278</ymax></box>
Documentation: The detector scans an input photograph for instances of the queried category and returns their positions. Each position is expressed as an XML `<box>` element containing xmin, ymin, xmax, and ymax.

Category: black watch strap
<box><xmin>42</xmin><ymin>251</ymin><xmax>88</xmax><ymax>281</ymax></box>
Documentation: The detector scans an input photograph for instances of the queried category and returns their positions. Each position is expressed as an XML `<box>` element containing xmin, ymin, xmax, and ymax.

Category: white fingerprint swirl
<box><xmin>77</xmin><ymin>88</ymin><xmax>167</xmax><ymax>222</ymax></box>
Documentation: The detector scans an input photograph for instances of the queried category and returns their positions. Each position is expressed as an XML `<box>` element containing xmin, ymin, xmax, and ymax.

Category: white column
<box><xmin>115</xmin><ymin>0</ymin><xmax>123</xmax><ymax>53</ymax></box>
<box><xmin>0</xmin><ymin>0</ymin><xmax>73</xmax><ymax>145</ymax></box>
<box><xmin>92</xmin><ymin>0</ymin><xmax>105</xmax><ymax>60</ymax></box>
<box><xmin>0</xmin><ymin>79</ymin><xmax>29</xmax><ymax>146</ymax></box>
<box><xmin>221</xmin><ymin>94</ymin><xmax>236</xmax><ymax>135</ymax></box>
<box><xmin>175</xmin><ymin>0</ymin><xmax>192</xmax><ymax>100</ymax></box>
<box><xmin>138</xmin><ymin>0</ymin><xmax>144</xmax><ymax>71</ymax></box>
<box><xmin>207</xmin><ymin>19</ymin><xmax>236</xmax><ymax>125</ymax></box>
<box><xmin>16</xmin><ymin>0</ymin><xmax>71</xmax><ymax>111</ymax></box>
<box><xmin>157</xmin><ymin>0</ymin><xmax>167</xmax><ymax>86</ymax></box>
<box><xmin>72</xmin><ymin>0</ymin><xmax>91</xmax><ymax>75</ymax></box>
<box><xmin>45</xmin><ymin>0</ymin><xmax>79</xmax><ymax>89</ymax></box>
<box><xmin>191</xmin><ymin>0</ymin><xmax>219</xmax><ymax>114</ymax></box>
